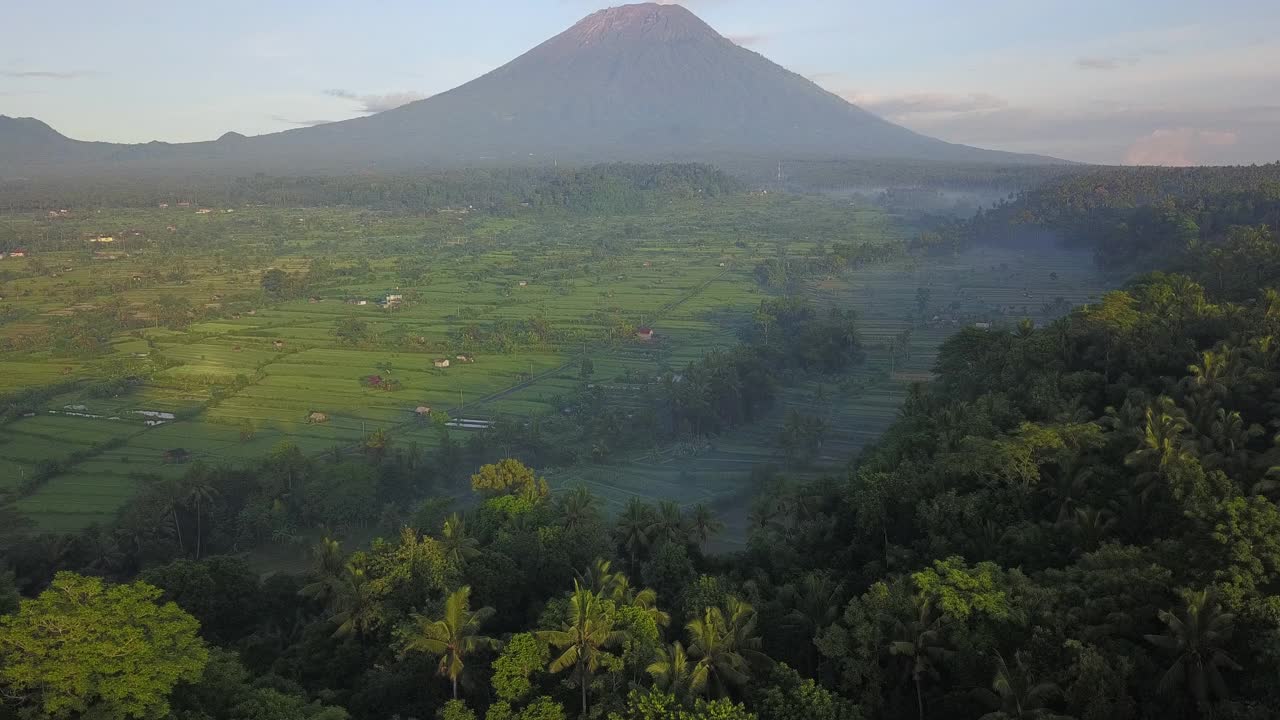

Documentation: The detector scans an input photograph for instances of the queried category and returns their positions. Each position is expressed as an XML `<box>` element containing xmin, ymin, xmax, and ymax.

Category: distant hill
<box><xmin>0</xmin><ymin>3</ymin><xmax>1063</xmax><ymax>177</ymax></box>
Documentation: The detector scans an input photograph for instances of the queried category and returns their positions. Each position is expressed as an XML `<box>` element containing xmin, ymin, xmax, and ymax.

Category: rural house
<box><xmin>8</xmin><ymin>249</ymin><xmax>27</xmax><ymax>258</ymax></box>
<box><xmin>414</xmin><ymin>406</ymin><xmax>432</xmax><ymax>417</ymax></box>
<box><xmin>307</xmin><ymin>411</ymin><xmax>329</xmax><ymax>424</ymax></box>
<box><xmin>433</xmin><ymin>358</ymin><xmax>451</xmax><ymax>368</ymax></box>
<box><xmin>455</xmin><ymin>354</ymin><xmax>475</xmax><ymax>363</ymax></box>
<box><xmin>273</xmin><ymin>340</ymin><xmax>285</xmax><ymax>350</ymax></box>
<box><xmin>517</xmin><ymin>280</ymin><xmax>528</xmax><ymax>287</ymax></box>
<box><xmin>636</xmin><ymin>327</ymin><xmax>655</xmax><ymax>341</ymax></box>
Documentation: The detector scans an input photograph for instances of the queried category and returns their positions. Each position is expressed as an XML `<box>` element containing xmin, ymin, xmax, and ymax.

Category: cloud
<box><xmin>271</xmin><ymin>115</ymin><xmax>335</xmax><ymax>127</ymax></box>
<box><xmin>1</xmin><ymin>70</ymin><xmax>89</xmax><ymax>79</ymax></box>
<box><xmin>324</xmin><ymin>88</ymin><xmax>428</xmax><ymax>114</ymax></box>
<box><xmin>727</xmin><ymin>33</ymin><xmax>766</xmax><ymax>47</ymax></box>
<box><xmin>842</xmin><ymin>91</ymin><xmax>1008</xmax><ymax>117</ymax></box>
<box><xmin>1124</xmin><ymin>127</ymin><xmax>1239</xmax><ymax>166</ymax></box>
<box><xmin>1076</xmin><ymin>56</ymin><xmax>1138</xmax><ymax>71</ymax></box>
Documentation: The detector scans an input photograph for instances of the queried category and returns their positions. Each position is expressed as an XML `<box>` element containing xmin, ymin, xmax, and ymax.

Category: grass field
<box><xmin>0</xmin><ymin>196</ymin><xmax>1107</xmax><ymax>534</ymax></box>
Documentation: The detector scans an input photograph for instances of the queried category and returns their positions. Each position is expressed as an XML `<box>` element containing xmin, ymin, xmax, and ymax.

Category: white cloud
<box><xmin>323</xmin><ymin>89</ymin><xmax>428</xmax><ymax>114</ymax></box>
<box><xmin>1124</xmin><ymin>128</ymin><xmax>1239</xmax><ymax>166</ymax></box>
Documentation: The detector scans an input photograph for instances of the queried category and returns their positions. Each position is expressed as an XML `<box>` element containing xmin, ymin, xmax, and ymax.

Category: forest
<box><xmin>2</xmin><ymin>163</ymin><xmax>1280</xmax><ymax>720</ymax></box>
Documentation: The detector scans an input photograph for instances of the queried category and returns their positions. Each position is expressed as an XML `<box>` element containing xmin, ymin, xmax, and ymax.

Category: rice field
<box><xmin>0</xmin><ymin>198</ymin><xmax>1108</xmax><ymax>533</ymax></box>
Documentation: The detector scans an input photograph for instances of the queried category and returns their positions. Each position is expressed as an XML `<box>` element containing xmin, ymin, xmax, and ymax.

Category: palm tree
<box><xmin>182</xmin><ymin>469</ymin><xmax>219</xmax><ymax>560</ymax></box>
<box><xmin>152</xmin><ymin>475</ymin><xmax>187</xmax><ymax>556</ymax></box>
<box><xmin>557</xmin><ymin>485</ymin><xmax>600</xmax><ymax>532</ymax></box>
<box><xmin>685</xmin><ymin>596</ymin><xmax>768</xmax><ymax>699</ymax></box>
<box><xmin>537</xmin><ymin>581</ymin><xmax>625</xmax><ymax>717</ymax></box>
<box><xmin>779</xmin><ymin>571</ymin><xmax>845</xmax><ymax>672</ymax></box>
<box><xmin>973</xmin><ymin>652</ymin><xmax>1069</xmax><ymax>720</ymax></box>
<box><xmin>614</xmin><ymin>498</ymin><xmax>655</xmax><ymax>571</ymax></box>
<box><xmin>328</xmin><ymin>557</ymin><xmax>384</xmax><ymax>639</ymax></box>
<box><xmin>299</xmin><ymin>536</ymin><xmax>345</xmax><ymax>602</ymax></box>
<box><xmin>1070</xmin><ymin>506</ymin><xmax>1116</xmax><ymax>551</ymax></box>
<box><xmin>440</xmin><ymin>513</ymin><xmax>480</xmax><ymax>566</ymax></box>
<box><xmin>401</xmin><ymin>586</ymin><xmax>498</xmax><ymax>700</ymax></box>
<box><xmin>647</xmin><ymin>500</ymin><xmax>688</xmax><ymax>547</ymax></box>
<box><xmin>648</xmin><ymin>641</ymin><xmax>694</xmax><ymax>697</ymax></box>
<box><xmin>888</xmin><ymin>594</ymin><xmax>953</xmax><ymax>720</ymax></box>
<box><xmin>687</xmin><ymin>503</ymin><xmax>724</xmax><ymax>549</ymax></box>
<box><xmin>1145</xmin><ymin>588</ymin><xmax>1242</xmax><ymax>708</ymax></box>
<box><xmin>1124</xmin><ymin>396</ymin><xmax>1195</xmax><ymax>500</ymax></box>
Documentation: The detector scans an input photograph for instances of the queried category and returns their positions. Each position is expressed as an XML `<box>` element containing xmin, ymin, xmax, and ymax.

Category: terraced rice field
<box><xmin>1</xmin><ymin>198</ymin><xmax>1108</xmax><ymax>534</ymax></box>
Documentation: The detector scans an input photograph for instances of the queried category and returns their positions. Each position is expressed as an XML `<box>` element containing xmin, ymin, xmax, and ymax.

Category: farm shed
<box><xmin>636</xmin><ymin>327</ymin><xmax>655</xmax><ymax>341</ymax></box>
<box><xmin>414</xmin><ymin>406</ymin><xmax>432</xmax><ymax>416</ymax></box>
<box><xmin>307</xmin><ymin>411</ymin><xmax>329</xmax><ymax>424</ymax></box>
<box><xmin>455</xmin><ymin>354</ymin><xmax>475</xmax><ymax>363</ymax></box>
<box><xmin>433</xmin><ymin>358</ymin><xmax>451</xmax><ymax>368</ymax></box>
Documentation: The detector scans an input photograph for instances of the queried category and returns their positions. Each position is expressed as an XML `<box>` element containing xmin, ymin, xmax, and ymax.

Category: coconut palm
<box><xmin>648</xmin><ymin>641</ymin><xmax>694</xmax><ymax>697</ymax></box>
<box><xmin>647</xmin><ymin>500</ymin><xmax>688</xmax><ymax>546</ymax></box>
<box><xmin>1124</xmin><ymin>396</ymin><xmax>1195</xmax><ymax>500</ymax></box>
<box><xmin>688</xmin><ymin>503</ymin><xmax>724</xmax><ymax>549</ymax></box>
<box><xmin>973</xmin><ymin>652</ymin><xmax>1070</xmax><ymax>720</ymax></box>
<box><xmin>182</xmin><ymin>468</ymin><xmax>219</xmax><ymax>560</ymax></box>
<box><xmin>440</xmin><ymin>513</ymin><xmax>480</xmax><ymax>566</ymax></box>
<box><xmin>1145</xmin><ymin>588</ymin><xmax>1242</xmax><ymax>707</ymax></box>
<box><xmin>557</xmin><ymin>485</ymin><xmax>600</xmax><ymax>533</ymax></box>
<box><xmin>685</xmin><ymin>596</ymin><xmax>768</xmax><ymax>699</ymax></box>
<box><xmin>401</xmin><ymin>585</ymin><xmax>498</xmax><ymax>700</ymax></box>
<box><xmin>299</xmin><ymin>536</ymin><xmax>345</xmax><ymax>602</ymax></box>
<box><xmin>614</xmin><ymin>497</ymin><xmax>655</xmax><ymax>571</ymax></box>
<box><xmin>538</xmin><ymin>581</ymin><xmax>625</xmax><ymax>716</ymax></box>
<box><xmin>888</xmin><ymin>594</ymin><xmax>953</xmax><ymax>720</ymax></box>
<box><xmin>779</xmin><ymin>571</ymin><xmax>845</xmax><ymax>672</ymax></box>
<box><xmin>328</xmin><ymin>557</ymin><xmax>384</xmax><ymax>639</ymax></box>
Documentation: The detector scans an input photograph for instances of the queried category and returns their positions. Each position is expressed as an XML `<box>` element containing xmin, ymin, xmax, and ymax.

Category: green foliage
<box><xmin>471</xmin><ymin>459</ymin><xmax>550</xmax><ymax>502</ymax></box>
<box><xmin>608</xmin><ymin>690</ymin><xmax>757</xmax><ymax>720</ymax></box>
<box><xmin>492</xmin><ymin>633</ymin><xmax>550</xmax><ymax>703</ymax></box>
<box><xmin>911</xmin><ymin>557</ymin><xmax>1009</xmax><ymax>622</ymax></box>
<box><xmin>0</xmin><ymin>572</ymin><xmax>207</xmax><ymax>719</ymax></box>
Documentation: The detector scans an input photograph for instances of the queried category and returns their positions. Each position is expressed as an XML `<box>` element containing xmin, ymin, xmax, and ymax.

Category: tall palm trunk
<box><xmin>452</xmin><ymin>675</ymin><xmax>458</xmax><ymax>700</ymax></box>
<box><xmin>580</xmin><ymin>656</ymin><xmax>588</xmax><ymax>717</ymax></box>
<box><xmin>194</xmin><ymin>497</ymin><xmax>202</xmax><ymax>560</ymax></box>
<box><xmin>172</xmin><ymin>507</ymin><xmax>185</xmax><ymax>555</ymax></box>
<box><xmin>914</xmin><ymin>670</ymin><xmax>924</xmax><ymax>720</ymax></box>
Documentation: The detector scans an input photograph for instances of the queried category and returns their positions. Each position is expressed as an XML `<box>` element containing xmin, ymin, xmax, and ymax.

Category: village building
<box><xmin>8</xmin><ymin>249</ymin><xmax>27</xmax><ymax>258</ymax></box>
<box><xmin>455</xmin><ymin>353</ymin><xmax>475</xmax><ymax>363</ymax></box>
<box><xmin>273</xmin><ymin>340</ymin><xmax>285</xmax><ymax>350</ymax></box>
<box><xmin>307</xmin><ymin>411</ymin><xmax>329</xmax><ymax>424</ymax></box>
<box><xmin>433</xmin><ymin>358</ymin><xmax>451</xmax><ymax>368</ymax></box>
<box><xmin>517</xmin><ymin>280</ymin><xmax>528</xmax><ymax>287</ymax></box>
<box><xmin>414</xmin><ymin>406</ymin><xmax>432</xmax><ymax>417</ymax></box>
<box><xmin>636</xmin><ymin>327</ymin><xmax>655</xmax><ymax>341</ymax></box>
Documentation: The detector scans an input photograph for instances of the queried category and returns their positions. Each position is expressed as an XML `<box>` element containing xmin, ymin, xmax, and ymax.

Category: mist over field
<box><xmin>2</xmin><ymin>4</ymin><xmax>1280</xmax><ymax>720</ymax></box>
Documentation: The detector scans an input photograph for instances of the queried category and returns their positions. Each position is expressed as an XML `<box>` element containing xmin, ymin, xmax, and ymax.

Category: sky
<box><xmin>2</xmin><ymin>0</ymin><xmax>1278</xmax><ymax>165</ymax></box>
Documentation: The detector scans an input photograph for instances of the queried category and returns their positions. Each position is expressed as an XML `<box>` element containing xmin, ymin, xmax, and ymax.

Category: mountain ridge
<box><xmin>0</xmin><ymin>3</ymin><xmax>1065</xmax><ymax>177</ymax></box>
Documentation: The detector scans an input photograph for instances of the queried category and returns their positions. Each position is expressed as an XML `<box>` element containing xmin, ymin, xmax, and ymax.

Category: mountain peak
<box><xmin>564</xmin><ymin>3</ymin><xmax>721</xmax><ymax>45</ymax></box>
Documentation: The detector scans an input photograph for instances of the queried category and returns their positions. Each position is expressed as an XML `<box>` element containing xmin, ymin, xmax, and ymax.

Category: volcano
<box><xmin>0</xmin><ymin>3</ymin><xmax>1056</xmax><ymax>176</ymax></box>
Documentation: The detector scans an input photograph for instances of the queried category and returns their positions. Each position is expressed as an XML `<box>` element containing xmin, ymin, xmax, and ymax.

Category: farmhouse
<box><xmin>162</xmin><ymin>448</ymin><xmax>192</xmax><ymax>464</ymax></box>
<box><xmin>307</xmin><ymin>411</ymin><xmax>329</xmax><ymax>424</ymax></box>
<box><xmin>8</xmin><ymin>249</ymin><xmax>27</xmax><ymax>258</ymax></box>
<box><xmin>348</xmin><ymin>298</ymin><xmax>369</xmax><ymax>306</ymax></box>
<box><xmin>382</xmin><ymin>293</ymin><xmax>403</xmax><ymax>308</ymax></box>
<box><xmin>455</xmin><ymin>354</ymin><xmax>475</xmax><ymax>363</ymax></box>
<box><xmin>636</xmin><ymin>327</ymin><xmax>655</xmax><ymax>341</ymax></box>
<box><xmin>273</xmin><ymin>340</ymin><xmax>285</xmax><ymax>350</ymax></box>
<box><xmin>414</xmin><ymin>406</ymin><xmax>432</xmax><ymax>417</ymax></box>
<box><xmin>517</xmin><ymin>280</ymin><xmax>528</xmax><ymax>287</ymax></box>
<box><xmin>433</xmin><ymin>358</ymin><xmax>451</xmax><ymax>368</ymax></box>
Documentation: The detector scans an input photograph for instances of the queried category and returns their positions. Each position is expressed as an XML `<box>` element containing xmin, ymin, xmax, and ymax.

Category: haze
<box><xmin>3</xmin><ymin>0</ymin><xmax>1278</xmax><ymax>165</ymax></box>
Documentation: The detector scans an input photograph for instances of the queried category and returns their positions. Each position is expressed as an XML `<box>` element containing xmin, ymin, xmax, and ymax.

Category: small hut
<box><xmin>414</xmin><ymin>406</ymin><xmax>432</xmax><ymax>417</ymax></box>
<box><xmin>273</xmin><ymin>340</ymin><xmax>285</xmax><ymax>350</ymax></box>
<box><xmin>455</xmin><ymin>354</ymin><xmax>475</xmax><ymax>363</ymax></box>
<box><xmin>307</xmin><ymin>411</ymin><xmax>329</xmax><ymax>424</ymax></box>
<box><xmin>636</xmin><ymin>327</ymin><xmax>655</xmax><ymax>342</ymax></box>
<box><xmin>433</xmin><ymin>358</ymin><xmax>451</xmax><ymax>369</ymax></box>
